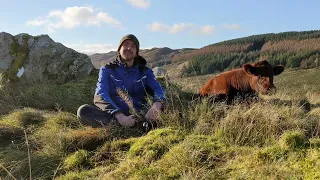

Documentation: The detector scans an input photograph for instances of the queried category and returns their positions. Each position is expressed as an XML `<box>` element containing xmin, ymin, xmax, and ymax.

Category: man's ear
<box><xmin>273</xmin><ymin>65</ymin><xmax>284</xmax><ymax>75</ymax></box>
<box><xmin>243</xmin><ymin>64</ymin><xmax>257</xmax><ymax>75</ymax></box>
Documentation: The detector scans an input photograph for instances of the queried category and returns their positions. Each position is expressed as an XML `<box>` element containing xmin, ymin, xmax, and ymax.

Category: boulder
<box><xmin>0</xmin><ymin>32</ymin><xmax>94</xmax><ymax>84</ymax></box>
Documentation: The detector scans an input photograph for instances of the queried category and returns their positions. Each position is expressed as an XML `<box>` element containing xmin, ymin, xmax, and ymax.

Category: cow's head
<box><xmin>243</xmin><ymin>60</ymin><xmax>284</xmax><ymax>95</ymax></box>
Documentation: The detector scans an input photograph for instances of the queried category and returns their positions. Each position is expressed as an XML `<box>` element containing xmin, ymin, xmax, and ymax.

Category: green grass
<box><xmin>0</xmin><ymin>68</ymin><xmax>320</xmax><ymax>179</ymax></box>
<box><xmin>275</xmin><ymin>68</ymin><xmax>320</xmax><ymax>97</ymax></box>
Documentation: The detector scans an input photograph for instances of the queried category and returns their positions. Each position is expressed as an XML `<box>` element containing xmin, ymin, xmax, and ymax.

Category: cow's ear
<box><xmin>273</xmin><ymin>65</ymin><xmax>284</xmax><ymax>75</ymax></box>
<box><xmin>243</xmin><ymin>64</ymin><xmax>257</xmax><ymax>75</ymax></box>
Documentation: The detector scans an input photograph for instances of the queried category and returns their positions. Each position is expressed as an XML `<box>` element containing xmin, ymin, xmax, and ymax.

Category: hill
<box><xmin>167</xmin><ymin>30</ymin><xmax>320</xmax><ymax>77</ymax></box>
<box><xmin>89</xmin><ymin>47</ymin><xmax>196</xmax><ymax>69</ymax></box>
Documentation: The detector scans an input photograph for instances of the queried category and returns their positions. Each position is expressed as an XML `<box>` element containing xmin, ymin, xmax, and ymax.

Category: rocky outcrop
<box><xmin>152</xmin><ymin>66</ymin><xmax>167</xmax><ymax>77</ymax></box>
<box><xmin>89</xmin><ymin>51</ymin><xmax>117</xmax><ymax>69</ymax></box>
<box><xmin>0</xmin><ymin>32</ymin><xmax>94</xmax><ymax>84</ymax></box>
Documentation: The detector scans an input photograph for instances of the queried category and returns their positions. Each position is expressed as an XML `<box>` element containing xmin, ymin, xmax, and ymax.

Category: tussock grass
<box><xmin>216</xmin><ymin>101</ymin><xmax>308</xmax><ymax>146</ymax></box>
<box><xmin>191</xmin><ymin>99</ymin><xmax>228</xmax><ymax>135</ymax></box>
<box><xmin>0</xmin><ymin>147</ymin><xmax>60</xmax><ymax>179</ymax></box>
<box><xmin>0</xmin><ymin>75</ymin><xmax>97</xmax><ymax>115</ymax></box>
<box><xmin>0</xmin><ymin>108</ymin><xmax>45</xmax><ymax>128</ymax></box>
<box><xmin>0</xmin><ymin>124</ymin><xmax>24</xmax><ymax>146</ymax></box>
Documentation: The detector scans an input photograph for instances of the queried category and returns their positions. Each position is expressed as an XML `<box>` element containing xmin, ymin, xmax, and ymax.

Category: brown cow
<box><xmin>199</xmin><ymin>59</ymin><xmax>284</xmax><ymax>103</ymax></box>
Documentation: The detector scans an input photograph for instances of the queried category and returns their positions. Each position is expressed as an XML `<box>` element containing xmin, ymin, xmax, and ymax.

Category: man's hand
<box><xmin>115</xmin><ymin>112</ymin><xmax>136</xmax><ymax>127</ymax></box>
<box><xmin>145</xmin><ymin>102</ymin><xmax>162</xmax><ymax>120</ymax></box>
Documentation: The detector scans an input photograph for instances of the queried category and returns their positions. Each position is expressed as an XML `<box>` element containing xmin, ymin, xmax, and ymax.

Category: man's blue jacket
<box><xmin>94</xmin><ymin>56</ymin><xmax>166</xmax><ymax>116</ymax></box>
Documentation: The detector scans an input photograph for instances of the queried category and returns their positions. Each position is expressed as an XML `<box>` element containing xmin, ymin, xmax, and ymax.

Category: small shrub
<box><xmin>256</xmin><ymin>145</ymin><xmax>288</xmax><ymax>162</ymax></box>
<box><xmin>279</xmin><ymin>130</ymin><xmax>308</xmax><ymax>149</ymax></box>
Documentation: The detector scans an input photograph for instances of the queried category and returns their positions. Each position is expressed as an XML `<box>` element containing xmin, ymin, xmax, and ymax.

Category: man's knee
<box><xmin>77</xmin><ymin>104</ymin><xmax>92</xmax><ymax>120</ymax></box>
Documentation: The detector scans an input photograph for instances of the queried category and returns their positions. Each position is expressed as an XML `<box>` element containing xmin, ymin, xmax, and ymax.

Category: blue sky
<box><xmin>0</xmin><ymin>0</ymin><xmax>319</xmax><ymax>55</ymax></box>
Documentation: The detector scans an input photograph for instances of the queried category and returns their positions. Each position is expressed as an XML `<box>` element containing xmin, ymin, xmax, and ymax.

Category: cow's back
<box><xmin>199</xmin><ymin>68</ymin><xmax>254</xmax><ymax>102</ymax></box>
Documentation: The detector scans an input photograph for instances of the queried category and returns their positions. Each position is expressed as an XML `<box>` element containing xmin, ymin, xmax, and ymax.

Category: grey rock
<box><xmin>0</xmin><ymin>32</ymin><xmax>94</xmax><ymax>84</ymax></box>
<box><xmin>0</xmin><ymin>32</ymin><xmax>14</xmax><ymax>70</ymax></box>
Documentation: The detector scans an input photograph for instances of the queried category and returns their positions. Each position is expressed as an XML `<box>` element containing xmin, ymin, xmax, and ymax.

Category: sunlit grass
<box><xmin>0</xmin><ymin>68</ymin><xmax>320</xmax><ymax>179</ymax></box>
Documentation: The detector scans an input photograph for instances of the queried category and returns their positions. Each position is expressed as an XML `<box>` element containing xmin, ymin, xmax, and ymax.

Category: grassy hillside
<box><xmin>171</xmin><ymin>68</ymin><xmax>320</xmax><ymax>98</ymax></box>
<box><xmin>1</xmin><ymin>68</ymin><xmax>320</xmax><ymax>179</ymax></box>
<box><xmin>170</xmin><ymin>30</ymin><xmax>320</xmax><ymax>77</ymax></box>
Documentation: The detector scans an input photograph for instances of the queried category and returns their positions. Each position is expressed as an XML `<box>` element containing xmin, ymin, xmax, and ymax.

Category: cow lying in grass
<box><xmin>199</xmin><ymin>59</ymin><xmax>285</xmax><ymax>103</ymax></box>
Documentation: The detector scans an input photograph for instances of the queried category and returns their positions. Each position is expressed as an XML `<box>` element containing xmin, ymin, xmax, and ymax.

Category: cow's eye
<box><xmin>258</xmin><ymin>76</ymin><xmax>267</xmax><ymax>82</ymax></box>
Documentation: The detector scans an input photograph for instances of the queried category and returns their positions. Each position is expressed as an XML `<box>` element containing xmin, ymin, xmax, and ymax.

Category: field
<box><xmin>0</xmin><ymin>68</ymin><xmax>320</xmax><ymax>179</ymax></box>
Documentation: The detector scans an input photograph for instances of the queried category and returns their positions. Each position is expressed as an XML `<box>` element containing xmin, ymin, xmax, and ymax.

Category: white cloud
<box><xmin>150</xmin><ymin>22</ymin><xmax>216</xmax><ymax>35</ymax></box>
<box><xmin>64</xmin><ymin>43</ymin><xmax>116</xmax><ymax>55</ymax></box>
<box><xmin>26</xmin><ymin>19</ymin><xmax>48</xmax><ymax>26</ymax></box>
<box><xmin>195</xmin><ymin>25</ymin><xmax>217</xmax><ymax>35</ymax></box>
<box><xmin>26</xmin><ymin>6</ymin><xmax>122</xmax><ymax>32</ymax></box>
<box><xmin>150</xmin><ymin>22</ymin><xmax>170</xmax><ymax>32</ymax></box>
<box><xmin>222</xmin><ymin>24</ymin><xmax>241</xmax><ymax>31</ymax></box>
<box><xmin>169</xmin><ymin>23</ymin><xmax>195</xmax><ymax>33</ymax></box>
<box><xmin>126</xmin><ymin>0</ymin><xmax>150</xmax><ymax>9</ymax></box>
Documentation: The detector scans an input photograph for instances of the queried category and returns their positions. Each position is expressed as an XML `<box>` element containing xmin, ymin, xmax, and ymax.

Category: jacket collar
<box><xmin>116</xmin><ymin>55</ymin><xmax>147</xmax><ymax>67</ymax></box>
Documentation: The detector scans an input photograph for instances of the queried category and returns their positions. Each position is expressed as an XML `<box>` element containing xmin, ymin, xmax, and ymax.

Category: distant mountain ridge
<box><xmin>89</xmin><ymin>47</ymin><xmax>196</xmax><ymax>69</ymax></box>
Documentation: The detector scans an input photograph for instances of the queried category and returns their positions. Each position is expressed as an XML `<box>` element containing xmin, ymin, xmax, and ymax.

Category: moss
<box><xmin>7</xmin><ymin>37</ymin><xmax>29</xmax><ymax>81</ymax></box>
<box><xmin>55</xmin><ymin>167</ymin><xmax>107</xmax><ymax>180</ymax></box>
<box><xmin>300</xmin><ymin>149</ymin><xmax>320</xmax><ymax>179</ymax></box>
<box><xmin>9</xmin><ymin>41</ymin><xmax>18</xmax><ymax>56</ymax></box>
<box><xmin>128</xmin><ymin>128</ymin><xmax>185</xmax><ymax>161</ymax></box>
<box><xmin>63</xmin><ymin>150</ymin><xmax>90</xmax><ymax>170</ymax></box>
<box><xmin>63</xmin><ymin>59</ymin><xmax>75</xmax><ymax>68</ymax></box>
<box><xmin>139</xmin><ymin>135</ymin><xmax>227</xmax><ymax>179</ymax></box>
<box><xmin>92</xmin><ymin>138</ymin><xmax>136</xmax><ymax>166</ymax></box>
<box><xmin>103</xmin><ymin>157</ymin><xmax>149</xmax><ymax>180</ymax></box>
